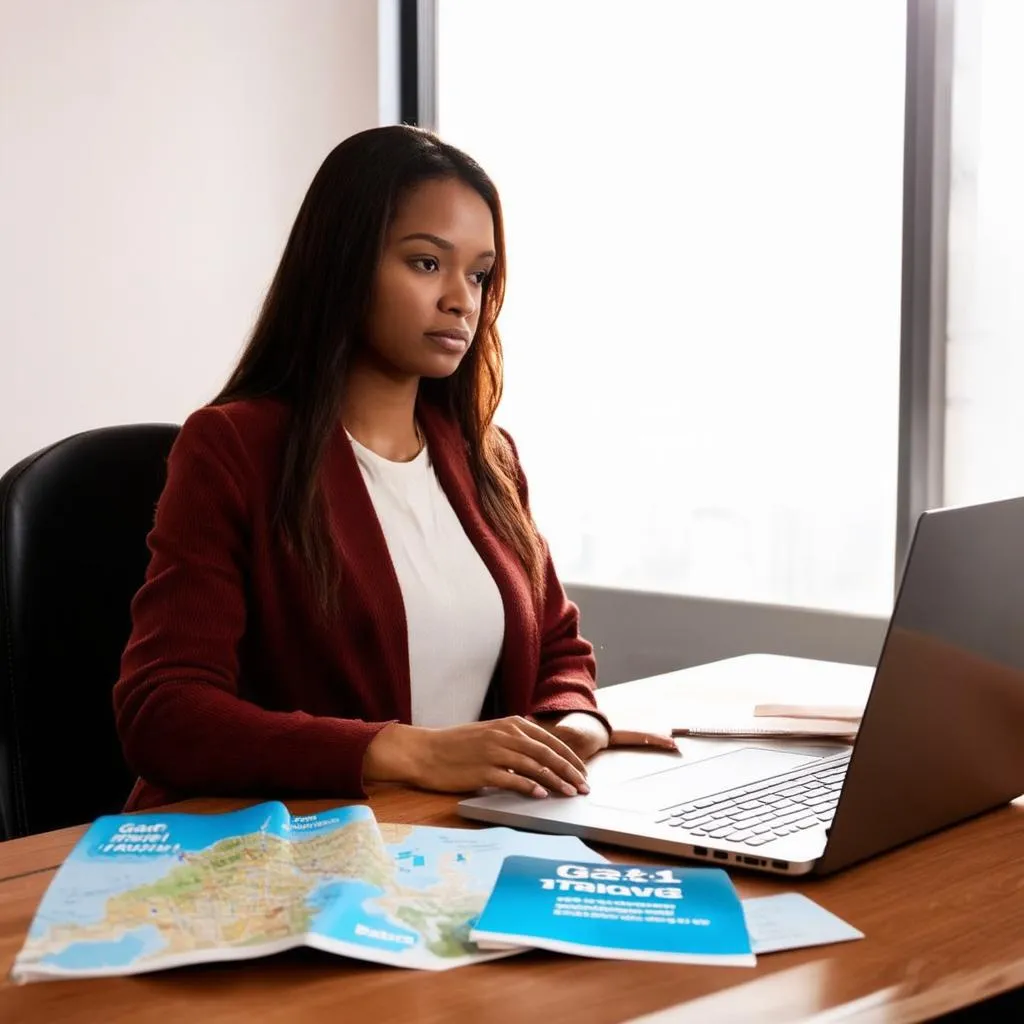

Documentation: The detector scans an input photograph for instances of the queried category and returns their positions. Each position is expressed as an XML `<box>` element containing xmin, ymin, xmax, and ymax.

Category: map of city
<box><xmin>12</xmin><ymin>801</ymin><xmax>601</xmax><ymax>981</ymax></box>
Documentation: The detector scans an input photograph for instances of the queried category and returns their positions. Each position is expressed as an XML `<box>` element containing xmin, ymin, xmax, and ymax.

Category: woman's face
<box><xmin>363</xmin><ymin>177</ymin><xmax>496</xmax><ymax>380</ymax></box>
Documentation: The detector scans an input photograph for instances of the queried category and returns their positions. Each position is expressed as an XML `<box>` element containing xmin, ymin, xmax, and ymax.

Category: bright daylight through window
<box><xmin>438</xmin><ymin>0</ymin><xmax>906</xmax><ymax>614</ymax></box>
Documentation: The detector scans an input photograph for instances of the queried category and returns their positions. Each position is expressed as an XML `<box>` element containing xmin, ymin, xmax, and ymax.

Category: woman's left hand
<box><xmin>536</xmin><ymin>712</ymin><xmax>679</xmax><ymax>763</ymax></box>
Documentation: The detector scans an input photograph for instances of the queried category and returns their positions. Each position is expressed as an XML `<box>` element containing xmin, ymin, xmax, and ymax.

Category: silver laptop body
<box><xmin>459</xmin><ymin>497</ymin><xmax>1024</xmax><ymax>876</ymax></box>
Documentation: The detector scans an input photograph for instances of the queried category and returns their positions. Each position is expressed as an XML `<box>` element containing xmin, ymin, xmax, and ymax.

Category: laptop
<box><xmin>459</xmin><ymin>496</ymin><xmax>1024</xmax><ymax>876</ymax></box>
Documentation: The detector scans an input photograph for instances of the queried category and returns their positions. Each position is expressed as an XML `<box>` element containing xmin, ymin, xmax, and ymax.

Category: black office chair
<box><xmin>0</xmin><ymin>424</ymin><xmax>180</xmax><ymax>840</ymax></box>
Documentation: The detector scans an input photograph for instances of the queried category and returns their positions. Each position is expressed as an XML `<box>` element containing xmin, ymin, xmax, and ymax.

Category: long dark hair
<box><xmin>213</xmin><ymin>125</ymin><xmax>543</xmax><ymax>613</ymax></box>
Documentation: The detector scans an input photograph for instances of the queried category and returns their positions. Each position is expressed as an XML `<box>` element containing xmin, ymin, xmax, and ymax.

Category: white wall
<box><xmin>0</xmin><ymin>0</ymin><xmax>382</xmax><ymax>474</ymax></box>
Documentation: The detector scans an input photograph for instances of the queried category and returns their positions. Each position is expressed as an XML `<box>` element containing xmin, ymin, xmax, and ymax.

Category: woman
<box><xmin>114</xmin><ymin>125</ymin><xmax>674</xmax><ymax>811</ymax></box>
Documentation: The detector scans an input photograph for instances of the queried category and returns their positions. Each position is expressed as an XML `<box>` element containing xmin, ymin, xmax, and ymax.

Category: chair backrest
<box><xmin>0</xmin><ymin>424</ymin><xmax>180</xmax><ymax>840</ymax></box>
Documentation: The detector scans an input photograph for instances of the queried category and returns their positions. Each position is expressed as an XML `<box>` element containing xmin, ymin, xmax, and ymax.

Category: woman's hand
<box><xmin>534</xmin><ymin>712</ymin><xmax>680</xmax><ymax>762</ymax></box>
<box><xmin>363</xmin><ymin>717</ymin><xmax>591</xmax><ymax>799</ymax></box>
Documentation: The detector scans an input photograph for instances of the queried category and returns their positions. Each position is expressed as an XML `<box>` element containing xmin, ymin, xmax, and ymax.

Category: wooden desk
<box><xmin>1</xmin><ymin>657</ymin><xmax>1023</xmax><ymax>1023</ymax></box>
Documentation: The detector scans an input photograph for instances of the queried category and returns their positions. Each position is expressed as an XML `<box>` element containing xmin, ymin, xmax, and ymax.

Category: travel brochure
<box><xmin>472</xmin><ymin>856</ymin><xmax>756</xmax><ymax>966</ymax></box>
<box><xmin>11</xmin><ymin>802</ymin><xmax>602</xmax><ymax>981</ymax></box>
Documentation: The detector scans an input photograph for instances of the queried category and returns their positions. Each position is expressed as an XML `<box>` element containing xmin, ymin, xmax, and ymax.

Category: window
<box><xmin>944</xmin><ymin>0</ymin><xmax>1024</xmax><ymax>506</ymax></box>
<box><xmin>437</xmin><ymin>1</ymin><xmax>906</xmax><ymax>614</ymax></box>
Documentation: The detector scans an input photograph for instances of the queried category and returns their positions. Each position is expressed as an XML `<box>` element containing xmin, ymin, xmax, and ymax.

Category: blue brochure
<box><xmin>471</xmin><ymin>855</ymin><xmax>755</xmax><ymax>966</ymax></box>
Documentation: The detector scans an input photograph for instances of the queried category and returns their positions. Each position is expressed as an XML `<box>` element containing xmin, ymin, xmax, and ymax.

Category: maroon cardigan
<box><xmin>114</xmin><ymin>398</ymin><xmax>604</xmax><ymax>809</ymax></box>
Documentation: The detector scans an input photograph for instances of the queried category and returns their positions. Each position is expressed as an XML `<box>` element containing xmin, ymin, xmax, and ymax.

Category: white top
<box><xmin>348</xmin><ymin>433</ymin><xmax>506</xmax><ymax>727</ymax></box>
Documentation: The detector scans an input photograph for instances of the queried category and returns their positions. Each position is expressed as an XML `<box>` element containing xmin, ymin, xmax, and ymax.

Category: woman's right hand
<box><xmin>363</xmin><ymin>717</ymin><xmax>590</xmax><ymax>798</ymax></box>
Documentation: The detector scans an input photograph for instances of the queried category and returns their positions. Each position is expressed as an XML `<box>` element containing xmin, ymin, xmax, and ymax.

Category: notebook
<box><xmin>671</xmin><ymin>704</ymin><xmax>862</xmax><ymax>741</ymax></box>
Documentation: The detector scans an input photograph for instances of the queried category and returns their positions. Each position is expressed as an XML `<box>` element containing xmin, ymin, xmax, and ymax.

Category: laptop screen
<box><xmin>818</xmin><ymin>496</ymin><xmax>1024</xmax><ymax>873</ymax></box>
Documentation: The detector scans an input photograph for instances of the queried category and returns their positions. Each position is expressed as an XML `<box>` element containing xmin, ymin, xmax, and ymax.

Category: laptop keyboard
<box><xmin>654</xmin><ymin>750</ymin><xmax>851</xmax><ymax>847</ymax></box>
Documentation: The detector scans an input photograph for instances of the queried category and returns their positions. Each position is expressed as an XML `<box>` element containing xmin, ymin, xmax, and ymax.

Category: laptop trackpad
<box><xmin>592</xmin><ymin>747</ymin><xmax>820</xmax><ymax>813</ymax></box>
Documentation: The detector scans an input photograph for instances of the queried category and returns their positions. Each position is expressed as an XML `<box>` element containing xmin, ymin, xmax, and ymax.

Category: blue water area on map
<box><xmin>31</xmin><ymin>856</ymin><xmax>184</xmax><ymax>935</ymax></box>
<box><xmin>309</xmin><ymin>880</ymin><xmax>421</xmax><ymax>951</ymax></box>
<box><xmin>41</xmin><ymin>925</ymin><xmax>166</xmax><ymax>971</ymax></box>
